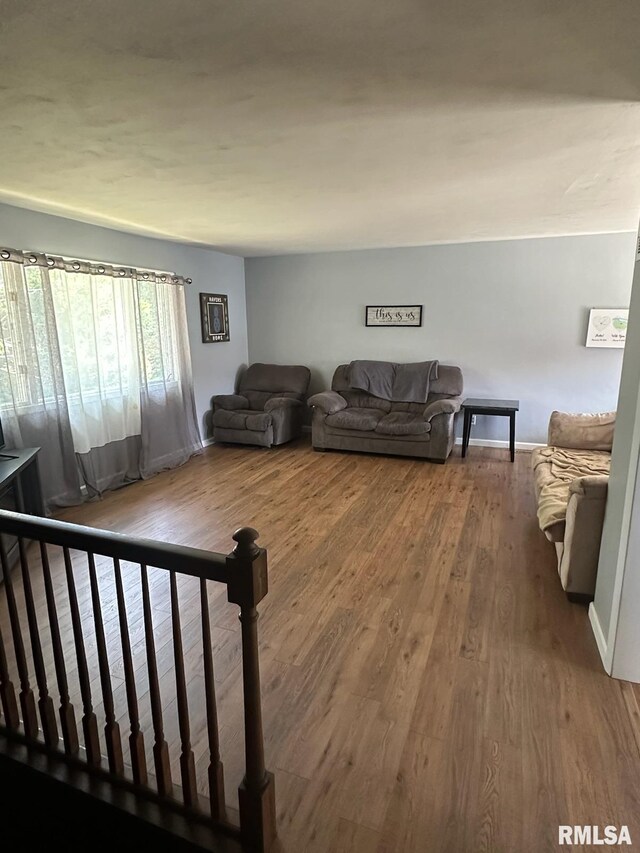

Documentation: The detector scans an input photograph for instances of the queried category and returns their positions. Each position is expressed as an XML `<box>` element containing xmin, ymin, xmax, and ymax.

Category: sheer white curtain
<box><xmin>135</xmin><ymin>276</ymin><xmax>201</xmax><ymax>477</ymax></box>
<box><xmin>0</xmin><ymin>249</ymin><xmax>201</xmax><ymax>509</ymax></box>
<box><xmin>50</xmin><ymin>267</ymin><xmax>142</xmax><ymax>454</ymax></box>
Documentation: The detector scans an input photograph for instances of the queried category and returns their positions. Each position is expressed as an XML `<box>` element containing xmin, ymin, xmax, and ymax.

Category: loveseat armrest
<box><xmin>212</xmin><ymin>393</ymin><xmax>249</xmax><ymax>410</ymax></box>
<box><xmin>569</xmin><ymin>474</ymin><xmax>609</xmax><ymax>499</ymax></box>
<box><xmin>548</xmin><ymin>411</ymin><xmax>615</xmax><ymax>451</ymax></box>
<box><xmin>423</xmin><ymin>396</ymin><xmax>462</xmax><ymax>422</ymax></box>
<box><xmin>307</xmin><ymin>391</ymin><xmax>348</xmax><ymax>415</ymax></box>
<box><xmin>264</xmin><ymin>397</ymin><xmax>303</xmax><ymax>412</ymax></box>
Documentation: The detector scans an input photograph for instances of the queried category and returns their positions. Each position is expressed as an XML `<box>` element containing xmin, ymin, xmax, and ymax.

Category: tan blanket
<box><xmin>532</xmin><ymin>446</ymin><xmax>611</xmax><ymax>533</ymax></box>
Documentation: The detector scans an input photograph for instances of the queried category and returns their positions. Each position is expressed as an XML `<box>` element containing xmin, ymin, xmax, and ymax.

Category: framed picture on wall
<box><xmin>365</xmin><ymin>305</ymin><xmax>423</xmax><ymax>327</ymax></box>
<box><xmin>585</xmin><ymin>308</ymin><xmax>628</xmax><ymax>348</ymax></box>
<box><xmin>200</xmin><ymin>293</ymin><xmax>230</xmax><ymax>343</ymax></box>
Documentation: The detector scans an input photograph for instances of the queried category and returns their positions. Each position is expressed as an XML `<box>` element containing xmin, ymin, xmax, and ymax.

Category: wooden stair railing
<box><xmin>0</xmin><ymin>510</ymin><xmax>276</xmax><ymax>852</ymax></box>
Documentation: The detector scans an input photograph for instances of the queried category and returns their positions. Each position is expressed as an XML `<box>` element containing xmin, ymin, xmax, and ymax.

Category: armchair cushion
<box><xmin>308</xmin><ymin>391</ymin><xmax>348</xmax><ymax>415</ymax></box>
<box><xmin>239</xmin><ymin>363</ymin><xmax>310</xmax><ymax>396</ymax></box>
<box><xmin>213</xmin><ymin>409</ymin><xmax>271</xmax><ymax>431</ymax></box>
<box><xmin>213</xmin><ymin>394</ymin><xmax>249</xmax><ymax>411</ymax></box>
<box><xmin>264</xmin><ymin>396</ymin><xmax>303</xmax><ymax>412</ymax></box>
<box><xmin>423</xmin><ymin>396</ymin><xmax>462</xmax><ymax>422</ymax></box>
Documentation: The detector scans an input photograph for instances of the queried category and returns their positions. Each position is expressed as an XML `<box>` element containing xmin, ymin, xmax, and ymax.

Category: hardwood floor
<box><xmin>3</xmin><ymin>440</ymin><xmax>640</xmax><ymax>851</ymax></box>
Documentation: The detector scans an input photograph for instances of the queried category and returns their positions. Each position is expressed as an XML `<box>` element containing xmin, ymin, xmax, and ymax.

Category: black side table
<box><xmin>461</xmin><ymin>398</ymin><xmax>520</xmax><ymax>462</ymax></box>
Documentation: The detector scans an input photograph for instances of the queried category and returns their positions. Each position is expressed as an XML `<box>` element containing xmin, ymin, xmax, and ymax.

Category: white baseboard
<box><xmin>202</xmin><ymin>437</ymin><xmax>216</xmax><ymax>447</ymax></box>
<box><xmin>589</xmin><ymin>603</ymin><xmax>611</xmax><ymax>674</ymax></box>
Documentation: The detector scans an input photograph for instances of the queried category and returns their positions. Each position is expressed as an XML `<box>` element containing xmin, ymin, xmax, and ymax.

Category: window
<box><xmin>0</xmin><ymin>262</ymin><xmax>181</xmax><ymax>412</ymax></box>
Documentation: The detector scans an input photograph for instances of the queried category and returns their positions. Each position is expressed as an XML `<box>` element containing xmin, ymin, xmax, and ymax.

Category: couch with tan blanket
<box><xmin>531</xmin><ymin>411</ymin><xmax>614</xmax><ymax>600</ymax></box>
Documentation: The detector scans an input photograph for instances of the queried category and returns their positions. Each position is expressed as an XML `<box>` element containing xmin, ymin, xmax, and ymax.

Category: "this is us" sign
<box><xmin>365</xmin><ymin>305</ymin><xmax>423</xmax><ymax>327</ymax></box>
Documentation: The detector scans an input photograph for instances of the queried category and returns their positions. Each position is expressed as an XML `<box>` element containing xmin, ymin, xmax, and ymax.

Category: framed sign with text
<box><xmin>365</xmin><ymin>305</ymin><xmax>423</xmax><ymax>327</ymax></box>
<box><xmin>200</xmin><ymin>293</ymin><xmax>230</xmax><ymax>343</ymax></box>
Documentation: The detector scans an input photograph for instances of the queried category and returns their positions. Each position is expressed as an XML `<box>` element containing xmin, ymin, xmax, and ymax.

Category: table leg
<box><xmin>462</xmin><ymin>409</ymin><xmax>471</xmax><ymax>458</ymax></box>
<box><xmin>509</xmin><ymin>411</ymin><xmax>516</xmax><ymax>462</ymax></box>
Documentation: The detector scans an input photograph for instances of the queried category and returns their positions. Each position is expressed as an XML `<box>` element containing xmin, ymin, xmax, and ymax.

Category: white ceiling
<box><xmin>0</xmin><ymin>0</ymin><xmax>639</xmax><ymax>256</ymax></box>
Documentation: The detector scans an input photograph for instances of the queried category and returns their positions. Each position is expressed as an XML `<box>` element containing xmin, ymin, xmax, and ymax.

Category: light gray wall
<box><xmin>245</xmin><ymin>233</ymin><xmax>636</xmax><ymax>443</ymax></box>
<box><xmin>0</xmin><ymin>203</ymin><xmax>247</xmax><ymax>438</ymax></box>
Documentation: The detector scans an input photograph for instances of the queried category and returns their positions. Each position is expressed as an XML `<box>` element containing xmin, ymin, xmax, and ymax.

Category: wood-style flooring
<box><xmin>3</xmin><ymin>440</ymin><xmax>640</xmax><ymax>852</ymax></box>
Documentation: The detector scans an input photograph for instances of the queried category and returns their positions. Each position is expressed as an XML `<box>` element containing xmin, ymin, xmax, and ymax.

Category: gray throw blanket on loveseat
<box><xmin>348</xmin><ymin>359</ymin><xmax>439</xmax><ymax>403</ymax></box>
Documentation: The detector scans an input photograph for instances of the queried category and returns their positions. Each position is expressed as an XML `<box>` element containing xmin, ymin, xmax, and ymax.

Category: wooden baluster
<box><xmin>170</xmin><ymin>571</ymin><xmax>198</xmax><ymax>808</ymax></box>
<box><xmin>0</xmin><ymin>620</ymin><xmax>19</xmax><ymax>730</ymax></box>
<box><xmin>113</xmin><ymin>558</ymin><xmax>147</xmax><ymax>785</ymax></box>
<box><xmin>226</xmin><ymin>528</ymin><xmax>276</xmax><ymax>853</ymax></box>
<box><xmin>40</xmin><ymin>542</ymin><xmax>79</xmax><ymax>755</ymax></box>
<box><xmin>200</xmin><ymin>577</ymin><xmax>225</xmax><ymax>821</ymax></box>
<box><xmin>17</xmin><ymin>537</ymin><xmax>58</xmax><ymax>746</ymax></box>
<box><xmin>63</xmin><ymin>547</ymin><xmax>101</xmax><ymax>766</ymax></box>
<box><xmin>87</xmin><ymin>552</ymin><xmax>123</xmax><ymax>774</ymax></box>
<box><xmin>0</xmin><ymin>535</ymin><xmax>38</xmax><ymax>738</ymax></box>
<box><xmin>140</xmin><ymin>564</ymin><xmax>172</xmax><ymax>796</ymax></box>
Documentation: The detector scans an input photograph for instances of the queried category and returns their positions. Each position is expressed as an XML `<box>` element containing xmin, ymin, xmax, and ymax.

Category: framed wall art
<box><xmin>585</xmin><ymin>308</ymin><xmax>628</xmax><ymax>348</ymax></box>
<box><xmin>200</xmin><ymin>293</ymin><xmax>230</xmax><ymax>343</ymax></box>
<box><xmin>365</xmin><ymin>305</ymin><xmax>423</xmax><ymax>327</ymax></box>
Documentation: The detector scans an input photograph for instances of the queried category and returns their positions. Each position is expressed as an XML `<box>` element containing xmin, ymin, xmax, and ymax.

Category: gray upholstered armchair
<box><xmin>212</xmin><ymin>363</ymin><xmax>311</xmax><ymax>447</ymax></box>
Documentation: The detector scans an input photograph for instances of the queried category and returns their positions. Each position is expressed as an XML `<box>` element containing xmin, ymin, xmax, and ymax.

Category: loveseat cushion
<box><xmin>388</xmin><ymin>400</ymin><xmax>427</xmax><ymax>414</ymax></box>
<box><xmin>375</xmin><ymin>412</ymin><xmax>431</xmax><ymax>436</ymax></box>
<box><xmin>341</xmin><ymin>389</ymin><xmax>393</xmax><ymax>412</ymax></box>
<box><xmin>325</xmin><ymin>407</ymin><xmax>383</xmax><ymax>431</ymax></box>
<box><xmin>213</xmin><ymin>409</ymin><xmax>272</xmax><ymax>431</ymax></box>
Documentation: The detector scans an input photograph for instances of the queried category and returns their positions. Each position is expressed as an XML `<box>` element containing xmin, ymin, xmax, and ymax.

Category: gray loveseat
<box><xmin>212</xmin><ymin>363</ymin><xmax>311</xmax><ymax>447</ymax></box>
<box><xmin>308</xmin><ymin>361</ymin><xmax>463</xmax><ymax>463</ymax></box>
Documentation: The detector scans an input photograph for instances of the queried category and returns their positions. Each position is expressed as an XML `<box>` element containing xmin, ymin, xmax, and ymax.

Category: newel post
<box><xmin>226</xmin><ymin>527</ymin><xmax>276</xmax><ymax>852</ymax></box>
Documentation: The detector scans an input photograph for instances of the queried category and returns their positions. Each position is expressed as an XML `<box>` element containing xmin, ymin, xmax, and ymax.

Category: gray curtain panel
<box><xmin>0</xmin><ymin>249</ymin><xmax>202</xmax><ymax>510</ymax></box>
<box><xmin>77</xmin><ymin>435</ymin><xmax>143</xmax><ymax>499</ymax></box>
<box><xmin>0</xmin><ymin>260</ymin><xmax>83</xmax><ymax>507</ymax></box>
